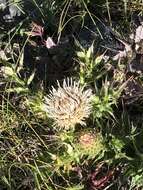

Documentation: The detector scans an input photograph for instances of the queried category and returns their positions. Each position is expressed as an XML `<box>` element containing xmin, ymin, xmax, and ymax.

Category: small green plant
<box><xmin>92</xmin><ymin>79</ymin><xmax>126</xmax><ymax>120</ymax></box>
<box><xmin>77</xmin><ymin>42</ymin><xmax>106</xmax><ymax>85</ymax></box>
<box><xmin>53</xmin><ymin>129</ymin><xmax>105</xmax><ymax>174</ymax></box>
<box><xmin>1</xmin><ymin>63</ymin><xmax>35</xmax><ymax>94</ymax></box>
<box><xmin>25</xmin><ymin>92</ymin><xmax>47</xmax><ymax>119</ymax></box>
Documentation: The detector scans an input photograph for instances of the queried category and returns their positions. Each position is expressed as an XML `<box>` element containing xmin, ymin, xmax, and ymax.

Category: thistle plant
<box><xmin>25</xmin><ymin>92</ymin><xmax>47</xmax><ymax>119</ymax></box>
<box><xmin>44</xmin><ymin>78</ymin><xmax>92</xmax><ymax>130</ymax></box>
<box><xmin>77</xmin><ymin>42</ymin><xmax>95</xmax><ymax>85</ymax></box>
<box><xmin>54</xmin><ymin>130</ymin><xmax>105</xmax><ymax>173</ymax></box>
<box><xmin>92</xmin><ymin>79</ymin><xmax>127</xmax><ymax>120</ymax></box>
<box><xmin>76</xmin><ymin>42</ymin><xmax>107</xmax><ymax>85</ymax></box>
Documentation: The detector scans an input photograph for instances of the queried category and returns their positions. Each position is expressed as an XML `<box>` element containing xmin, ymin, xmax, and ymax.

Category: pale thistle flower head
<box><xmin>44</xmin><ymin>78</ymin><xmax>92</xmax><ymax>129</ymax></box>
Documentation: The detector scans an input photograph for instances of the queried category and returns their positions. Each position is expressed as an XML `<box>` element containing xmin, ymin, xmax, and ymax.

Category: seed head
<box><xmin>44</xmin><ymin>78</ymin><xmax>92</xmax><ymax>129</ymax></box>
